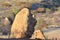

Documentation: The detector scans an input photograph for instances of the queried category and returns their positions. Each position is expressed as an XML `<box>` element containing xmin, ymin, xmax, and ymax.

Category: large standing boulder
<box><xmin>10</xmin><ymin>8</ymin><xmax>37</xmax><ymax>38</ymax></box>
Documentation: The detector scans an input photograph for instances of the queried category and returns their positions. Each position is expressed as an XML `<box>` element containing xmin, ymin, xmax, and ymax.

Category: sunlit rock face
<box><xmin>10</xmin><ymin>8</ymin><xmax>37</xmax><ymax>38</ymax></box>
<box><xmin>30</xmin><ymin>30</ymin><xmax>45</xmax><ymax>39</ymax></box>
<box><xmin>10</xmin><ymin>8</ymin><xmax>29</xmax><ymax>38</ymax></box>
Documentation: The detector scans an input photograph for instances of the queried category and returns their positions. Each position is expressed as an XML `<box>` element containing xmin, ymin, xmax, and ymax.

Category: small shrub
<box><xmin>12</xmin><ymin>8</ymin><xmax>19</xmax><ymax>15</ymax></box>
<box><xmin>57</xmin><ymin>7</ymin><xmax>60</xmax><ymax>11</ymax></box>
<box><xmin>35</xmin><ymin>18</ymin><xmax>43</xmax><ymax>30</ymax></box>
<box><xmin>35</xmin><ymin>18</ymin><xmax>47</xmax><ymax>30</ymax></box>
<box><xmin>46</xmin><ymin>8</ymin><xmax>51</xmax><ymax>12</ymax></box>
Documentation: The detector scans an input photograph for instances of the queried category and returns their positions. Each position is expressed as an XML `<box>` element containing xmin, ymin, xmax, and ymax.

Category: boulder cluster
<box><xmin>10</xmin><ymin>8</ymin><xmax>45</xmax><ymax>39</ymax></box>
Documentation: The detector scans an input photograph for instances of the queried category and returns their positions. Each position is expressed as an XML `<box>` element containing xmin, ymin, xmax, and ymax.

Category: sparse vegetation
<box><xmin>12</xmin><ymin>8</ymin><xmax>19</xmax><ymax>15</ymax></box>
<box><xmin>35</xmin><ymin>18</ymin><xmax>44</xmax><ymax>30</ymax></box>
<box><xmin>57</xmin><ymin>7</ymin><xmax>60</xmax><ymax>11</ymax></box>
<box><xmin>46</xmin><ymin>8</ymin><xmax>51</xmax><ymax>12</ymax></box>
<box><xmin>0</xmin><ymin>0</ymin><xmax>60</xmax><ymax>39</ymax></box>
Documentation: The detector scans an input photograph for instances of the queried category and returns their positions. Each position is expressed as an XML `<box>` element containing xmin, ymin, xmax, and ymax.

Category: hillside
<box><xmin>0</xmin><ymin>0</ymin><xmax>60</xmax><ymax>40</ymax></box>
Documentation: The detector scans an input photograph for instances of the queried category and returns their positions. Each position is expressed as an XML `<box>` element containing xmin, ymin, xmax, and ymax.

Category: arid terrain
<box><xmin>0</xmin><ymin>0</ymin><xmax>60</xmax><ymax>40</ymax></box>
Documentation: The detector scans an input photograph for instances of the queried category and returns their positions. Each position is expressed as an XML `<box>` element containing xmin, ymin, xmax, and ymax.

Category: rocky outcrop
<box><xmin>10</xmin><ymin>8</ymin><xmax>37</xmax><ymax>38</ymax></box>
<box><xmin>30</xmin><ymin>30</ymin><xmax>45</xmax><ymax>39</ymax></box>
<box><xmin>0</xmin><ymin>17</ymin><xmax>11</xmax><ymax>35</ymax></box>
<box><xmin>4</xmin><ymin>17</ymin><xmax>10</xmax><ymax>26</ymax></box>
<box><xmin>10</xmin><ymin>8</ymin><xmax>29</xmax><ymax>38</ymax></box>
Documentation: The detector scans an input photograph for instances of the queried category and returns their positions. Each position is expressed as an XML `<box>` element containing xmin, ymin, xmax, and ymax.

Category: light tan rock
<box><xmin>31</xmin><ymin>30</ymin><xmax>45</xmax><ymax>39</ymax></box>
<box><xmin>10</xmin><ymin>8</ymin><xmax>29</xmax><ymax>38</ymax></box>
<box><xmin>4</xmin><ymin>17</ymin><xmax>10</xmax><ymax>26</ymax></box>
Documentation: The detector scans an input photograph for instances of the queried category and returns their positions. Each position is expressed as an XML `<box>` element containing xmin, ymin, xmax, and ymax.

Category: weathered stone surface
<box><xmin>10</xmin><ymin>8</ymin><xmax>37</xmax><ymax>38</ymax></box>
<box><xmin>0</xmin><ymin>17</ymin><xmax>11</xmax><ymax>35</ymax></box>
<box><xmin>10</xmin><ymin>8</ymin><xmax>29</xmax><ymax>38</ymax></box>
<box><xmin>4</xmin><ymin>17</ymin><xmax>10</xmax><ymax>26</ymax></box>
<box><xmin>30</xmin><ymin>30</ymin><xmax>45</xmax><ymax>39</ymax></box>
<box><xmin>1</xmin><ymin>17</ymin><xmax>11</xmax><ymax>35</ymax></box>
